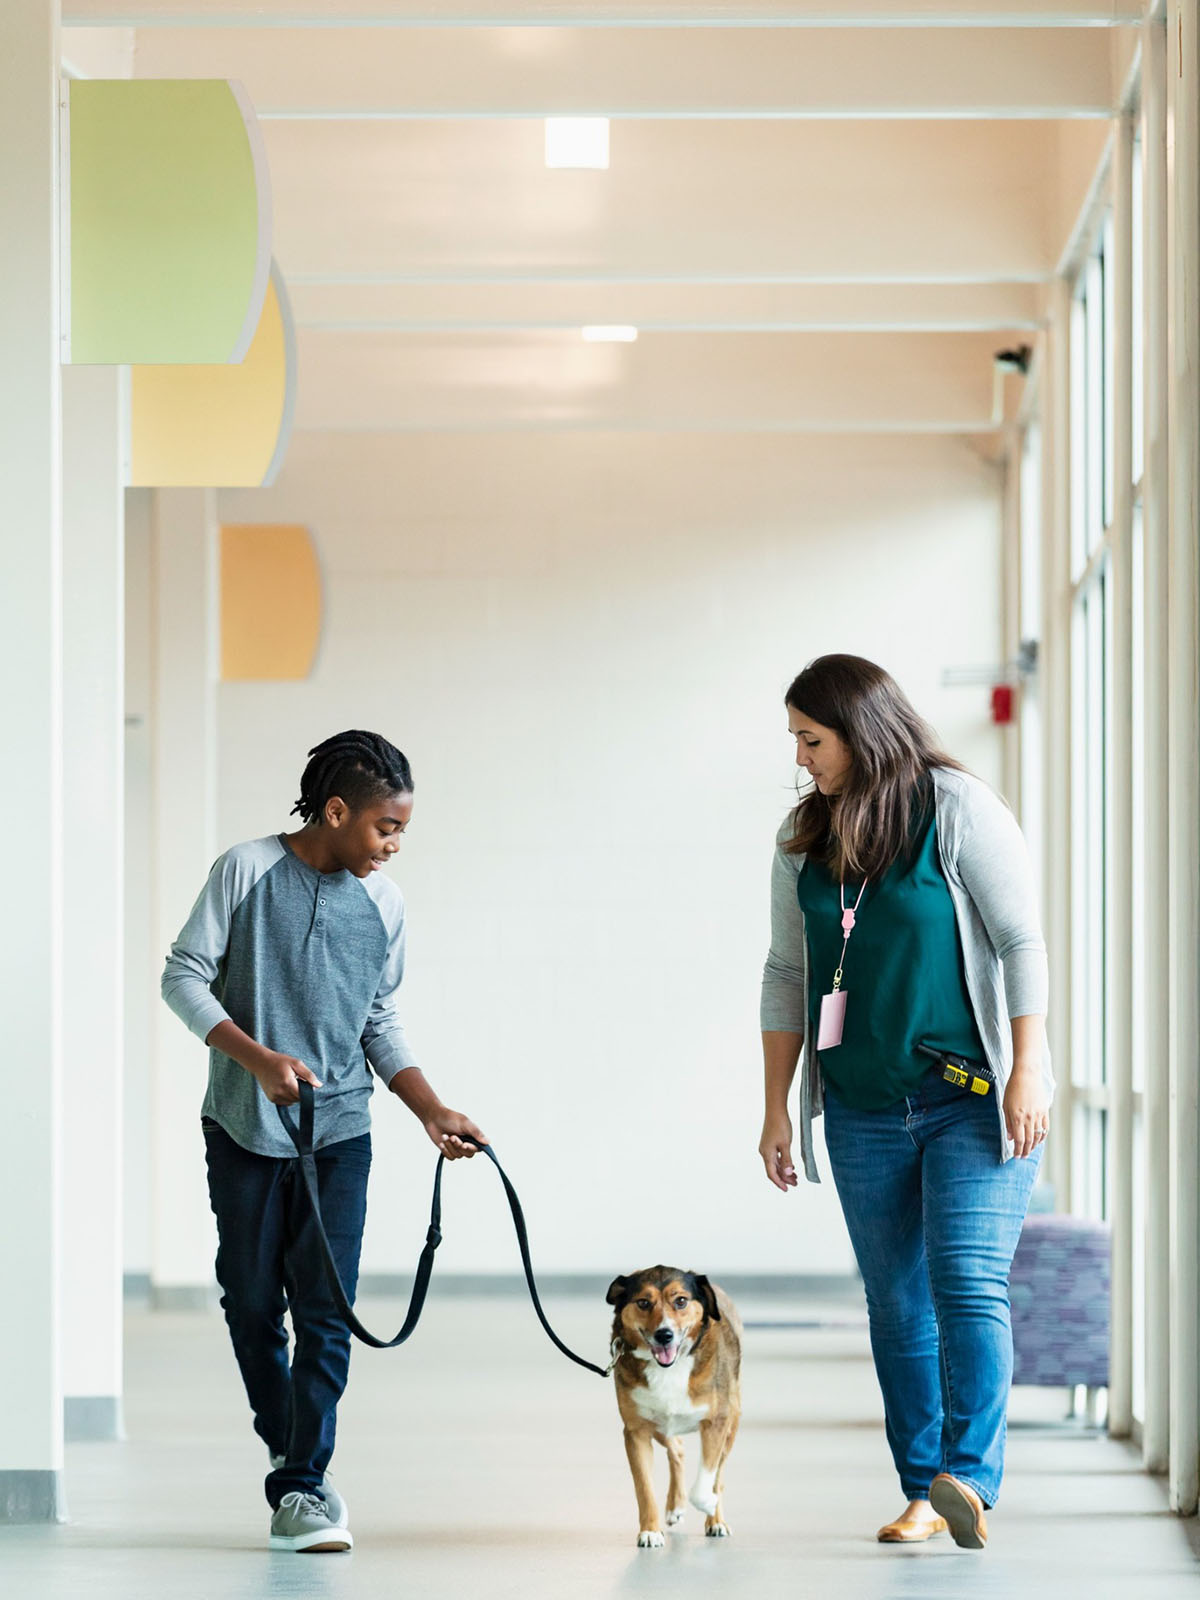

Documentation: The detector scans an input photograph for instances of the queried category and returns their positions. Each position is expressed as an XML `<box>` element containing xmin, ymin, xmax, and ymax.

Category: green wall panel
<box><xmin>67</xmin><ymin>80</ymin><xmax>270</xmax><ymax>365</ymax></box>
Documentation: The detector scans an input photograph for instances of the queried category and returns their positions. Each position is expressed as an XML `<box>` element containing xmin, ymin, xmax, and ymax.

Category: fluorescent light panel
<box><xmin>581</xmin><ymin>325</ymin><xmax>638</xmax><ymax>343</ymax></box>
<box><xmin>545</xmin><ymin>117</ymin><xmax>609</xmax><ymax>170</ymax></box>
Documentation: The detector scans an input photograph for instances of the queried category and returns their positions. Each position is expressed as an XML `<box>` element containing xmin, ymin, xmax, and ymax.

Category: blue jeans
<box><xmin>203</xmin><ymin>1119</ymin><xmax>371</xmax><ymax>1508</ymax></box>
<box><xmin>822</xmin><ymin>1068</ymin><xmax>1041</xmax><ymax>1507</ymax></box>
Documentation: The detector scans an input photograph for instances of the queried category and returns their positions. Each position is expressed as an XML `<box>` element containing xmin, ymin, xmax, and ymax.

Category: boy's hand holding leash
<box><xmin>208</xmin><ymin>1019</ymin><xmax>486</xmax><ymax>1150</ymax></box>
<box><xmin>424</xmin><ymin>1108</ymin><xmax>488</xmax><ymax>1160</ymax></box>
<box><xmin>252</xmin><ymin>1049</ymin><xmax>324</xmax><ymax>1106</ymax></box>
<box><xmin>388</xmin><ymin>1067</ymin><xmax>487</xmax><ymax>1159</ymax></box>
<box><xmin>206</xmin><ymin>1020</ymin><xmax>323</xmax><ymax>1106</ymax></box>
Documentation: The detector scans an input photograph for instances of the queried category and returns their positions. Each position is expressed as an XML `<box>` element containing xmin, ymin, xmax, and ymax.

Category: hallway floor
<box><xmin>4</xmin><ymin>1289</ymin><xmax>1197</xmax><ymax>1599</ymax></box>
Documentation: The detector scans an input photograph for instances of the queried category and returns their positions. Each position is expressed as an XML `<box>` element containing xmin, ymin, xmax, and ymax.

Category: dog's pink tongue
<box><xmin>654</xmin><ymin>1346</ymin><xmax>675</xmax><ymax>1366</ymax></box>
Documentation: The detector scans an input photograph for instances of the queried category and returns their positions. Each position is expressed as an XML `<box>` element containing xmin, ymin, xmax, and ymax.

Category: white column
<box><xmin>60</xmin><ymin>366</ymin><xmax>128</xmax><ymax>1442</ymax></box>
<box><xmin>1167</xmin><ymin>0</ymin><xmax>1200</xmax><ymax>1518</ymax></box>
<box><xmin>1140</xmin><ymin>7</ymin><xmax>1172</xmax><ymax>1479</ymax></box>
<box><xmin>149</xmin><ymin>490</ymin><xmax>220</xmax><ymax>1303</ymax></box>
<box><xmin>124</xmin><ymin>491</ymin><xmax>154</xmax><ymax>1294</ymax></box>
<box><xmin>1106</xmin><ymin>113</ymin><xmax>1135</xmax><ymax>1441</ymax></box>
<box><xmin>1040</xmin><ymin>278</ymin><xmax>1074</xmax><ymax>1207</ymax></box>
<box><xmin>0</xmin><ymin>0</ymin><xmax>65</xmax><ymax>1522</ymax></box>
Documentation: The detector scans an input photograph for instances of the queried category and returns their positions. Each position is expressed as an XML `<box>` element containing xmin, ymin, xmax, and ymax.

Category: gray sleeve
<box><xmin>160</xmin><ymin>841</ymin><xmax>279</xmax><ymax>1045</ymax></box>
<box><xmin>954</xmin><ymin>781</ymin><xmax>1049</xmax><ymax>1019</ymax></box>
<box><xmin>361</xmin><ymin>899</ymin><xmax>419</xmax><ymax>1082</ymax></box>
<box><xmin>760</xmin><ymin>823</ymin><xmax>809</xmax><ymax>1034</ymax></box>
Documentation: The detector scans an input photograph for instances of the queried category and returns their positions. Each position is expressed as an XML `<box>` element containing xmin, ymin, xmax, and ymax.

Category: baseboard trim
<box><xmin>64</xmin><ymin>1396</ymin><xmax>125</xmax><ymax>1443</ymax></box>
<box><xmin>0</xmin><ymin>1470</ymin><xmax>67</xmax><ymax>1523</ymax></box>
<box><xmin>355</xmin><ymin>1272</ymin><xmax>860</xmax><ymax>1299</ymax></box>
<box><xmin>123</xmin><ymin>1277</ymin><xmax>218</xmax><ymax>1311</ymax></box>
<box><xmin>149</xmin><ymin>1284</ymin><xmax>216</xmax><ymax>1311</ymax></box>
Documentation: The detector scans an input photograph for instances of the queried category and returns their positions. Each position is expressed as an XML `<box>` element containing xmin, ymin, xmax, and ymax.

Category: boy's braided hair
<box><xmin>291</xmin><ymin>730</ymin><xmax>413</xmax><ymax>825</ymax></box>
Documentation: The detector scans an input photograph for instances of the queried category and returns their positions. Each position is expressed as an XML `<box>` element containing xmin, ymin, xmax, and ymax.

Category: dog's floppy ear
<box><xmin>692</xmin><ymin>1274</ymin><xmax>721</xmax><ymax>1322</ymax></box>
<box><xmin>606</xmin><ymin>1275</ymin><xmax>632</xmax><ymax>1307</ymax></box>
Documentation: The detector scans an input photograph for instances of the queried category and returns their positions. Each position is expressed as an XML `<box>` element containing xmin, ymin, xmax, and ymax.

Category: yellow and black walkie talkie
<box><xmin>917</xmin><ymin>1043</ymin><xmax>995</xmax><ymax>1097</ymax></box>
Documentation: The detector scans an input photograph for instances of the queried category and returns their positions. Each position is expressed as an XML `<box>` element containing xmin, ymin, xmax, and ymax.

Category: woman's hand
<box><xmin>759</xmin><ymin>1112</ymin><xmax>798</xmax><ymax>1192</ymax></box>
<box><xmin>1003</xmin><ymin>1064</ymin><xmax>1049</xmax><ymax>1159</ymax></box>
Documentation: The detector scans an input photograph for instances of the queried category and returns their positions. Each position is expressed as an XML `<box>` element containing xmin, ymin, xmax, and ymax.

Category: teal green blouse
<box><xmin>797</xmin><ymin>798</ymin><xmax>984</xmax><ymax>1109</ymax></box>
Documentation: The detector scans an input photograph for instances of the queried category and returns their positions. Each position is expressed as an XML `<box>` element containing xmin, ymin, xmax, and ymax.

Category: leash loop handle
<box><xmin>276</xmin><ymin>1083</ymin><xmax>610</xmax><ymax>1376</ymax></box>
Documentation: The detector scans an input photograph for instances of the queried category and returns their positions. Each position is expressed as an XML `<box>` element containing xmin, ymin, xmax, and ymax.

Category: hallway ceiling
<box><xmin>62</xmin><ymin>0</ymin><xmax>1138</xmax><ymax>441</ymax></box>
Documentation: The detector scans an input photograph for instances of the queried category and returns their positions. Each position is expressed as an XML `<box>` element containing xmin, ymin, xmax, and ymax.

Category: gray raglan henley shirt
<box><xmin>161</xmin><ymin>834</ymin><xmax>418</xmax><ymax>1158</ymax></box>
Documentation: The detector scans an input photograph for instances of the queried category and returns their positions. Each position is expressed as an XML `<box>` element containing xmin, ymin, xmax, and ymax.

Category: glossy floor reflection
<box><xmin>3</xmin><ymin>1290</ymin><xmax>1196</xmax><ymax>1599</ymax></box>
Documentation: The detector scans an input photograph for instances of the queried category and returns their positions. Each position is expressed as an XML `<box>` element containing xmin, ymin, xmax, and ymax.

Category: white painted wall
<box><xmin>61</xmin><ymin>365</ymin><xmax>126</xmax><ymax>1410</ymax></box>
<box><xmin>147</xmin><ymin>491</ymin><xmax>221</xmax><ymax>1294</ymax></box>
<box><xmin>171</xmin><ymin>429</ymin><xmax>1006</xmax><ymax>1281</ymax></box>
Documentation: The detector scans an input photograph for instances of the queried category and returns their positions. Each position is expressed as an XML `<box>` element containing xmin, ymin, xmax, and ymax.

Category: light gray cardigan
<box><xmin>760</xmin><ymin>766</ymin><xmax>1055</xmax><ymax>1182</ymax></box>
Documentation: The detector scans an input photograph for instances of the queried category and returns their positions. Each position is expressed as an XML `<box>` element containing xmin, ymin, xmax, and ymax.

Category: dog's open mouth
<box><xmin>652</xmin><ymin>1343</ymin><xmax>678</xmax><ymax>1367</ymax></box>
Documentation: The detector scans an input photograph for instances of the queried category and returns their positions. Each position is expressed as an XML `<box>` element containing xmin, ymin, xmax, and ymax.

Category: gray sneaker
<box><xmin>268</xmin><ymin>1491</ymin><xmax>353</xmax><ymax>1553</ymax></box>
<box><xmin>269</xmin><ymin>1455</ymin><xmax>348</xmax><ymax>1528</ymax></box>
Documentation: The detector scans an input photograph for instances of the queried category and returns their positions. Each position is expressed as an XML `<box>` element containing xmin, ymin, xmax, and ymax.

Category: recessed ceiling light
<box><xmin>545</xmin><ymin>117</ymin><xmax>610</xmax><ymax>170</ymax></box>
<box><xmin>581</xmin><ymin>325</ymin><xmax>638</xmax><ymax>343</ymax></box>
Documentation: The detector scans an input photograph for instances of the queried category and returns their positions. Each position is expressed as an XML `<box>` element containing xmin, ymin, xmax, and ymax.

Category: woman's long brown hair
<box><xmin>784</xmin><ymin>654</ymin><xmax>965</xmax><ymax>879</ymax></box>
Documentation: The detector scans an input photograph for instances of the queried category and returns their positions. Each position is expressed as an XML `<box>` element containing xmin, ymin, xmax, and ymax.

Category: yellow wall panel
<box><xmin>221</xmin><ymin>523</ymin><xmax>321</xmax><ymax>681</ymax></box>
<box><xmin>130</xmin><ymin>262</ymin><xmax>296</xmax><ymax>488</ymax></box>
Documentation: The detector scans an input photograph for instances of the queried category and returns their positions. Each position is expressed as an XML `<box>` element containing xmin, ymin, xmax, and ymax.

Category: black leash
<box><xmin>276</xmin><ymin>1082</ymin><xmax>613</xmax><ymax>1377</ymax></box>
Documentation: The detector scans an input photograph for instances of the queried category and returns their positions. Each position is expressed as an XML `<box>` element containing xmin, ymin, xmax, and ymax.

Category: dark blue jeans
<box><xmin>203</xmin><ymin>1119</ymin><xmax>371</xmax><ymax>1508</ymax></box>
<box><xmin>822</xmin><ymin>1068</ymin><xmax>1041</xmax><ymax>1508</ymax></box>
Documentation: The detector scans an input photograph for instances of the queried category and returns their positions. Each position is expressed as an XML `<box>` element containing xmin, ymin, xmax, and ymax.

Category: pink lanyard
<box><xmin>832</xmin><ymin>876</ymin><xmax>868</xmax><ymax>993</ymax></box>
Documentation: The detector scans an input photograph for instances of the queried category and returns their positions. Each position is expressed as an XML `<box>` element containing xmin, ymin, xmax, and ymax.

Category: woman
<box><xmin>757</xmin><ymin>656</ymin><xmax>1052</xmax><ymax>1551</ymax></box>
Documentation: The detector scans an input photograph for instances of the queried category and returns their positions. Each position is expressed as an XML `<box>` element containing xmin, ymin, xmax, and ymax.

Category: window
<box><xmin>1131</xmin><ymin>500</ymin><xmax>1147</xmax><ymax>1423</ymax></box>
<box><xmin>1068</xmin><ymin>221</ymin><xmax>1115</xmax><ymax>1223</ymax></box>
<box><xmin>1132</xmin><ymin>134</ymin><xmax>1145</xmax><ymax>490</ymax></box>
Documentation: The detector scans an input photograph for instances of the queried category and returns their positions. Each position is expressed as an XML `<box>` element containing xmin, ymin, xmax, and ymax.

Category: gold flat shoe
<box><xmin>930</xmin><ymin>1473</ymin><xmax>989</xmax><ymax>1549</ymax></box>
<box><xmin>876</xmin><ymin>1512</ymin><xmax>949</xmax><ymax>1543</ymax></box>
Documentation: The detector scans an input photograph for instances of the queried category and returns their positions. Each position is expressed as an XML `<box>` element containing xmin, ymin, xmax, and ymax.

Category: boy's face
<box><xmin>323</xmin><ymin>791</ymin><xmax>414</xmax><ymax>877</ymax></box>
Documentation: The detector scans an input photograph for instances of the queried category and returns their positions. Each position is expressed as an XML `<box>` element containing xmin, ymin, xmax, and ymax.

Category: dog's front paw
<box><xmin>665</xmin><ymin>1508</ymin><xmax>685</xmax><ymax>1527</ymax></box>
<box><xmin>637</xmin><ymin>1530</ymin><xmax>666</xmax><ymax>1549</ymax></box>
<box><xmin>705</xmin><ymin>1519</ymin><xmax>730</xmax><ymax>1538</ymax></box>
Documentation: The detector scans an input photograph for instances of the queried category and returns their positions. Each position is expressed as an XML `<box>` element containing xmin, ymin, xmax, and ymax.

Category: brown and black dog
<box><xmin>606</xmin><ymin>1265</ymin><xmax>742</xmax><ymax>1547</ymax></box>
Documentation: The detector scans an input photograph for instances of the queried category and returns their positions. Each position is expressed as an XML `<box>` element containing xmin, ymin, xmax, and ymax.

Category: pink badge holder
<box><xmin>817</xmin><ymin>989</ymin><xmax>847</xmax><ymax>1050</ymax></box>
<box><xmin>816</xmin><ymin>896</ymin><xmax>862</xmax><ymax>1052</ymax></box>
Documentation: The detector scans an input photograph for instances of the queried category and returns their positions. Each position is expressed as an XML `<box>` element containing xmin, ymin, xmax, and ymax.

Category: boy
<box><xmin>162</xmin><ymin>729</ymin><xmax>486</xmax><ymax>1553</ymax></box>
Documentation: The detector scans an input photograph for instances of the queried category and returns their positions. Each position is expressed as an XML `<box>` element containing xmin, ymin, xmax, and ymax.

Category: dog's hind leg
<box><xmin>660</xmin><ymin>1435</ymin><xmax>686</xmax><ymax>1527</ymax></box>
<box><xmin>624</xmin><ymin>1427</ymin><xmax>665</xmax><ymax>1549</ymax></box>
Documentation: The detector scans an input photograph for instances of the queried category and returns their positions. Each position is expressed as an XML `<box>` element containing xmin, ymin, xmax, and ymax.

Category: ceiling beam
<box><xmin>62</xmin><ymin>1</ymin><xmax>1142</xmax><ymax>29</ymax></box>
<box><xmin>262</xmin><ymin>119</ymin><xmax>1058</xmax><ymax>282</ymax></box>
<box><xmin>286</xmin><ymin>279</ymin><xmax>1044</xmax><ymax>331</ymax></box>
<box><xmin>129</xmin><ymin>26</ymin><xmax>1117</xmax><ymax>118</ymax></box>
<box><xmin>288</xmin><ymin>327</ymin><xmax>1021</xmax><ymax>432</ymax></box>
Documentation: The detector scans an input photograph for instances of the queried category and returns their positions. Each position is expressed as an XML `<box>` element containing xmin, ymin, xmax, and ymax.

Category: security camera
<box><xmin>993</xmin><ymin>345</ymin><xmax>1032</xmax><ymax>375</ymax></box>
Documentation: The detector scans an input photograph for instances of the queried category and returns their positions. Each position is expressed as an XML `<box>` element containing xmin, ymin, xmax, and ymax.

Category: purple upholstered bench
<box><xmin>1009</xmin><ymin>1213</ymin><xmax>1111</xmax><ymax>1418</ymax></box>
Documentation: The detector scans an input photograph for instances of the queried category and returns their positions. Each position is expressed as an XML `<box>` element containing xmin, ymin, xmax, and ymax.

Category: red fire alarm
<box><xmin>991</xmin><ymin>684</ymin><xmax>1015</xmax><ymax>725</ymax></box>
